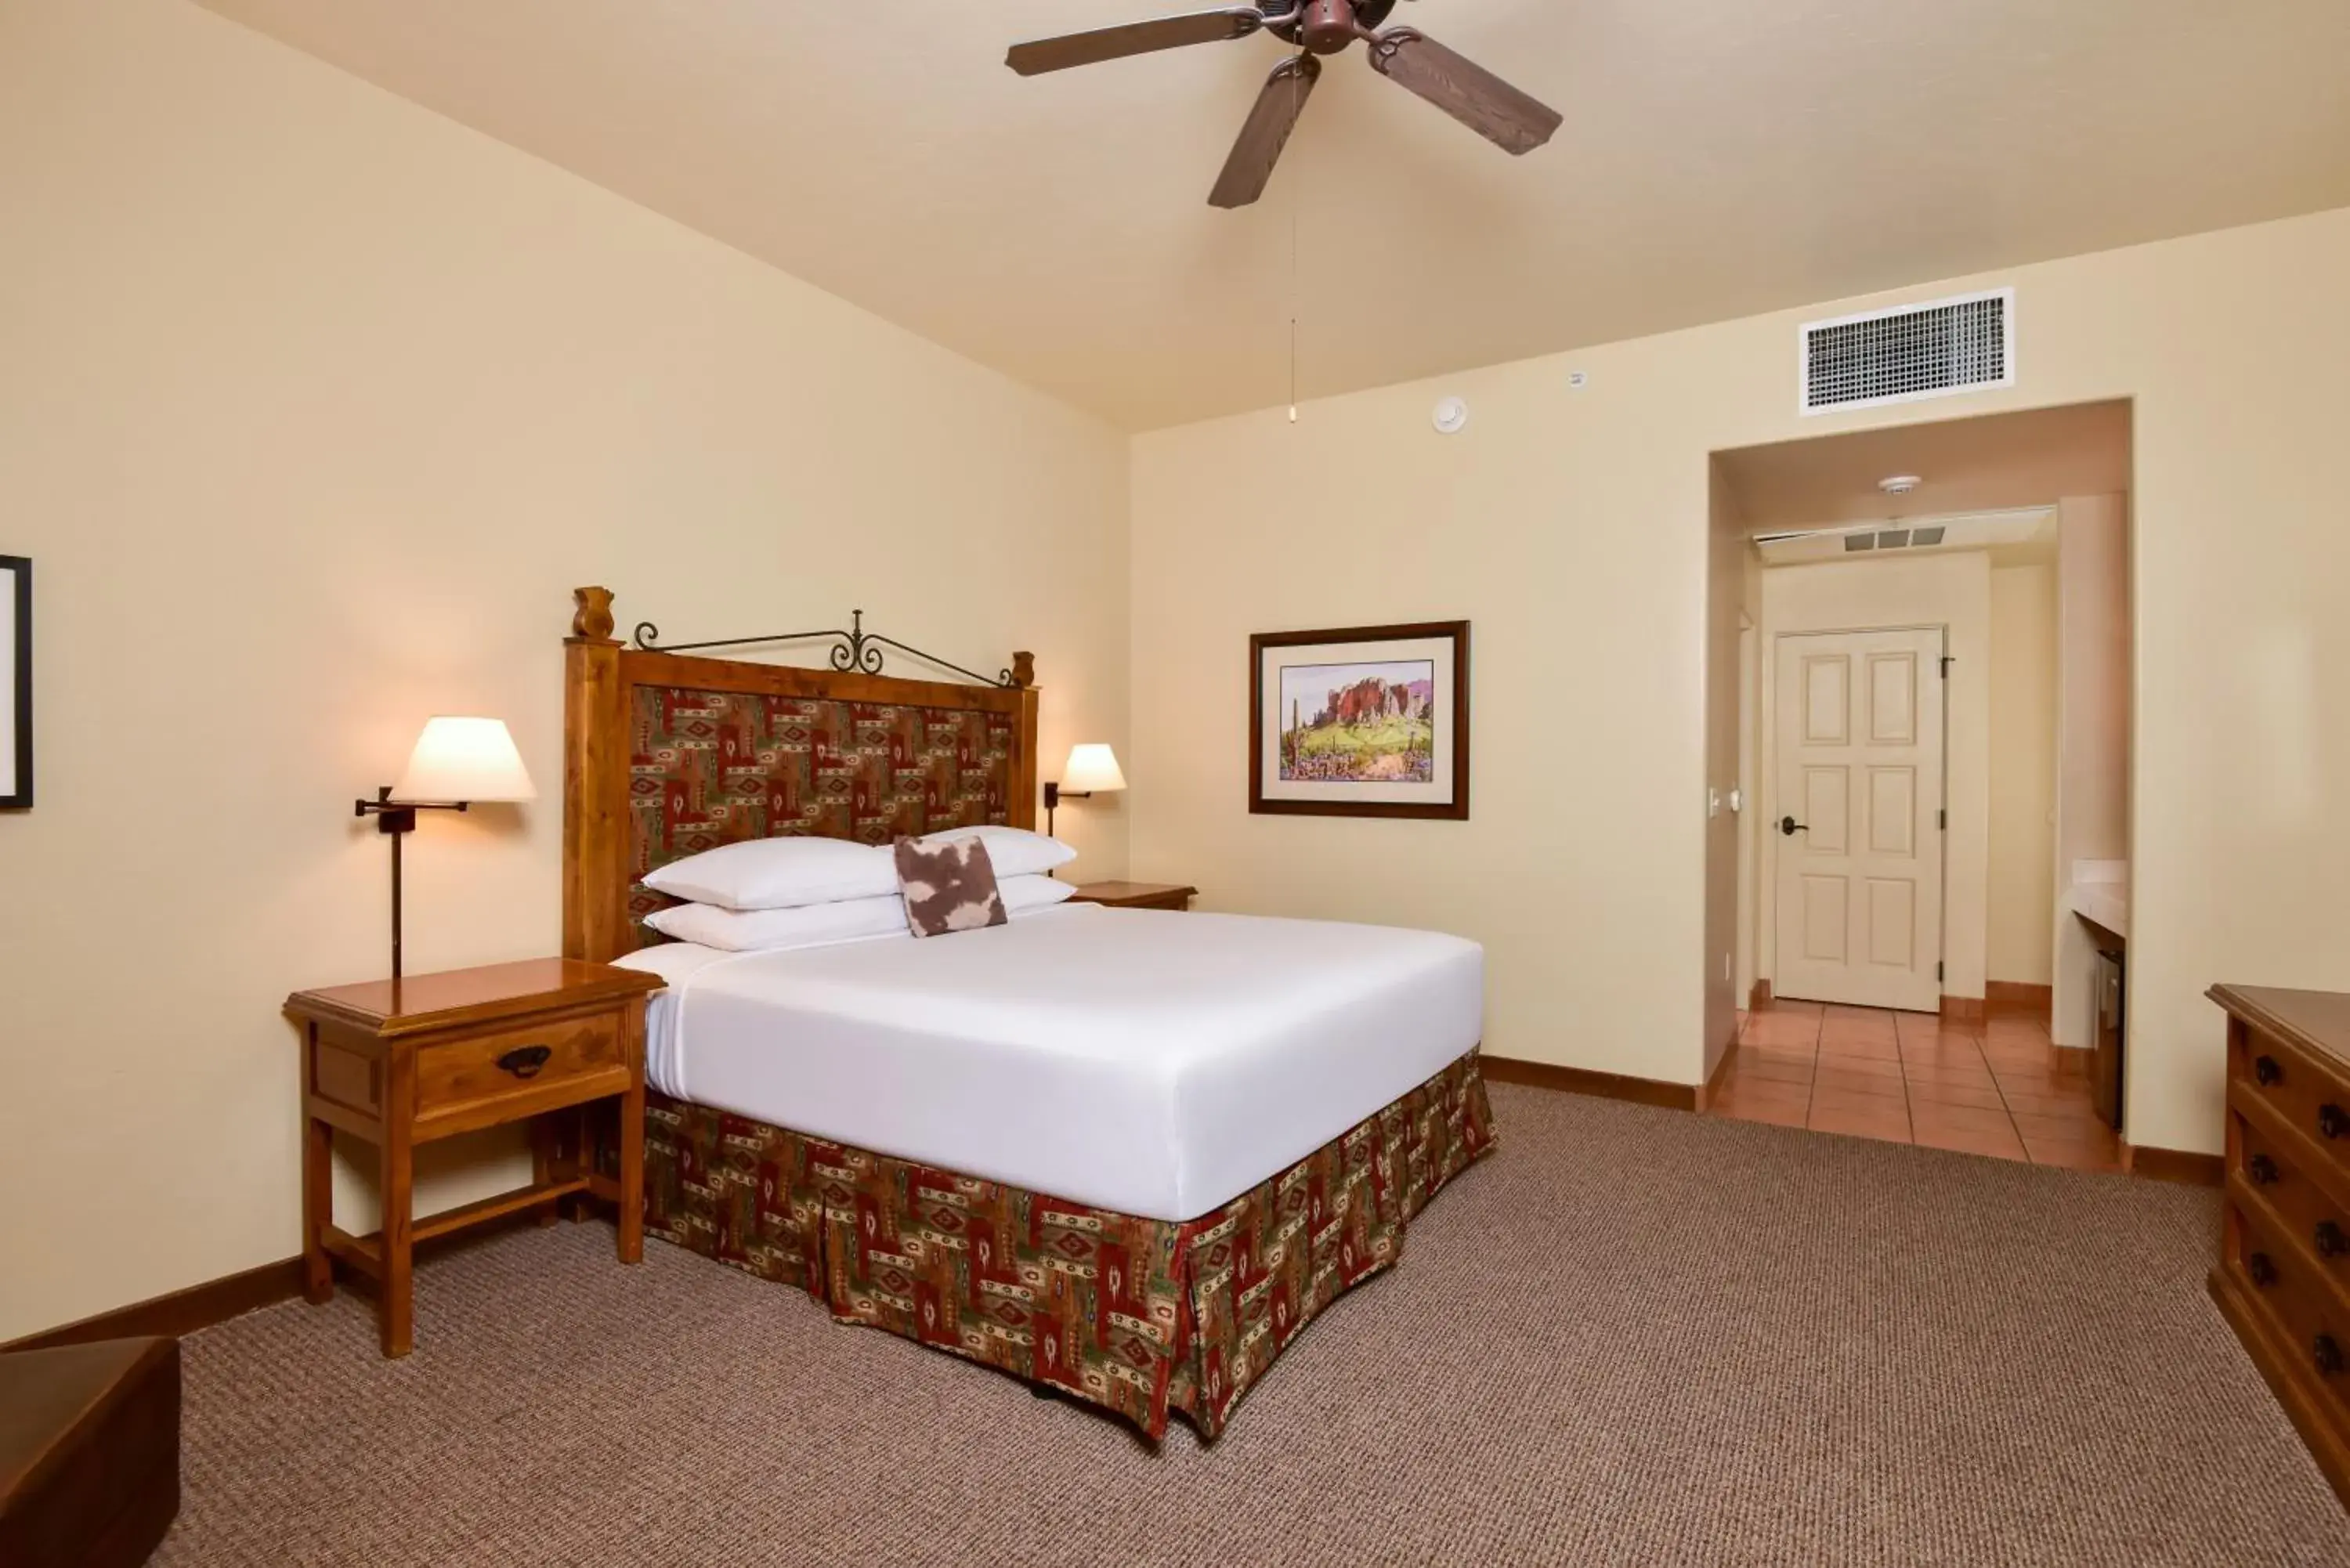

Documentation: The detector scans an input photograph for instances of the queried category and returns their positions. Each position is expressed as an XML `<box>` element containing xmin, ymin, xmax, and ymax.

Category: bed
<box><xmin>560</xmin><ymin>587</ymin><xmax>1494</xmax><ymax>1439</ymax></box>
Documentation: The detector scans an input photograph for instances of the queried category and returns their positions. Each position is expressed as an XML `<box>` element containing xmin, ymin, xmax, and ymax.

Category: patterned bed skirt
<box><xmin>642</xmin><ymin>1051</ymin><xmax>1495</xmax><ymax>1440</ymax></box>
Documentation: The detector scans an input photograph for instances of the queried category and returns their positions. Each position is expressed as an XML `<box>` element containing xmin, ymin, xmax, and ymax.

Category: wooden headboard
<box><xmin>562</xmin><ymin>586</ymin><xmax>1039</xmax><ymax>963</ymax></box>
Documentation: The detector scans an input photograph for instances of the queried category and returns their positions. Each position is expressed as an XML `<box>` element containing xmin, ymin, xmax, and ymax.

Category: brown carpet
<box><xmin>161</xmin><ymin>1086</ymin><xmax>2347</xmax><ymax>1565</ymax></box>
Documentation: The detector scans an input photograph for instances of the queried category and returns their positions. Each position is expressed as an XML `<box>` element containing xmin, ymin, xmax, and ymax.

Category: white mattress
<box><xmin>613</xmin><ymin>905</ymin><xmax>1484</xmax><ymax>1222</ymax></box>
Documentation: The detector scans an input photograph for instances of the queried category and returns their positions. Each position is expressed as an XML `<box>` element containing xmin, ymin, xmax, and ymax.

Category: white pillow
<box><xmin>642</xmin><ymin>836</ymin><xmax>895</xmax><ymax>912</ymax></box>
<box><xmin>1000</xmin><ymin>873</ymin><xmax>1079</xmax><ymax>912</ymax></box>
<box><xmin>644</xmin><ymin>873</ymin><xmax>1077</xmax><ymax>953</ymax></box>
<box><xmin>644</xmin><ymin>892</ymin><xmax>906</xmax><ymax>952</ymax></box>
<box><xmin>919</xmin><ymin>825</ymin><xmax>1079</xmax><ymax>880</ymax></box>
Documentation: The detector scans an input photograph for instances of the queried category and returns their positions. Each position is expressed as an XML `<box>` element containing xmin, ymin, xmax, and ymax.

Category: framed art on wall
<box><xmin>1</xmin><ymin>555</ymin><xmax>27</xmax><ymax>809</ymax></box>
<box><xmin>1249</xmin><ymin>620</ymin><xmax>1470</xmax><ymax>820</ymax></box>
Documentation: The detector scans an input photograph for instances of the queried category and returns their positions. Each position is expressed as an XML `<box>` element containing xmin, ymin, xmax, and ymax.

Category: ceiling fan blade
<box><xmin>1007</xmin><ymin>9</ymin><xmax>1268</xmax><ymax>77</ymax></box>
<box><xmin>1209</xmin><ymin>55</ymin><xmax>1321</xmax><ymax>209</ymax></box>
<box><xmin>1366</xmin><ymin>28</ymin><xmax>1563</xmax><ymax>155</ymax></box>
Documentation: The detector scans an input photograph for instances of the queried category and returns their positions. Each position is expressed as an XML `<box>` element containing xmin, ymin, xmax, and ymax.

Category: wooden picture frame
<box><xmin>0</xmin><ymin>555</ymin><xmax>27</xmax><ymax>810</ymax></box>
<box><xmin>1249</xmin><ymin>621</ymin><xmax>1470</xmax><ymax>820</ymax></box>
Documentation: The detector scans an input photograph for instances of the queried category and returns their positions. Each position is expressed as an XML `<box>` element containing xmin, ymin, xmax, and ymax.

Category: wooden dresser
<box><xmin>2209</xmin><ymin>983</ymin><xmax>2350</xmax><ymax>1507</ymax></box>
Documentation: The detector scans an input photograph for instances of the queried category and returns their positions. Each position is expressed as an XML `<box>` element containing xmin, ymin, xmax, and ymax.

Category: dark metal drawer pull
<box><xmin>496</xmin><ymin>1046</ymin><xmax>553</xmax><ymax>1080</ymax></box>
<box><xmin>2322</xmin><ymin>1104</ymin><xmax>2350</xmax><ymax>1140</ymax></box>
<box><xmin>2248</xmin><ymin>1154</ymin><xmax>2280</xmax><ymax>1187</ymax></box>
<box><xmin>2317</xmin><ymin>1335</ymin><xmax>2345</xmax><ymax>1377</ymax></box>
<box><xmin>2320</xmin><ymin>1222</ymin><xmax>2349</xmax><ymax>1259</ymax></box>
<box><xmin>2254</xmin><ymin>1055</ymin><xmax>2283</xmax><ymax>1086</ymax></box>
<box><xmin>2249</xmin><ymin>1252</ymin><xmax>2279</xmax><ymax>1287</ymax></box>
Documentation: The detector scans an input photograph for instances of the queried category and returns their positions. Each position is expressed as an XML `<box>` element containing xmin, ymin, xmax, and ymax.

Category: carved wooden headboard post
<box><xmin>565</xmin><ymin>587</ymin><xmax>631</xmax><ymax>963</ymax></box>
<box><xmin>562</xmin><ymin>587</ymin><xmax>1041</xmax><ymax>965</ymax></box>
<box><xmin>1008</xmin><ymin>651</ymin><xmax>1040</xmax><ymax>836</ymax></box>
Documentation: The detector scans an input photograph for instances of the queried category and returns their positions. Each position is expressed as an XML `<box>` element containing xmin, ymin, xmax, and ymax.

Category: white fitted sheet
<box><xmin>612</xmin><ymin>905</ymin><xmax>1484</xmax><ymax>1222</ymax></box>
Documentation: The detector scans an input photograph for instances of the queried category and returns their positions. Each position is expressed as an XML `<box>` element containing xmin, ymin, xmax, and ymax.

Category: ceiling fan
<box><xmin>1006</xmin><ymin>2</ymin><xmax>1564</xmax><ymax>209</ymax></box>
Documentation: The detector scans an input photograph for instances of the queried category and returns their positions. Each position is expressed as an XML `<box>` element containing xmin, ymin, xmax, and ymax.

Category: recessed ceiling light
<box><xmin>1880</xmin><ymin>475</ymin><xmax>1923</xmax><ymax>496</ymax></box>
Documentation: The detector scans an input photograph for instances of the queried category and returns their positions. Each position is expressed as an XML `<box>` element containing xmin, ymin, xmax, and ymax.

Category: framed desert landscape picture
<box><xmin>1250</xmin><ymin>621</ymin><xmax>1470</xmax><ymax>820</ymax></box>
<box><xmin>1</xmin><ymin>555</ymin><xmax>27</xmax><ymax>809</ymax></box>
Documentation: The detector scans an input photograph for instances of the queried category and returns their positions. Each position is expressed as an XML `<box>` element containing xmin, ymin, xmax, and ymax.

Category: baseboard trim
<box><xmin>1697</xmin><ymin>1024</ymin><xmax>1741</xmax><ymax>1112</ymax></box>
<box><xmin>1748</xmin><ymin>980</ymin><xmax>1773</xmax><ymax>1012</ymax></box>
<box><xmin>1987</xmin><ymin>981</ymin><xmax>2054</xmax><ymax>1017</ymax></box>
<box><xmin>2</xmin><ymin>1205</ymin><xmax>586</xmax><ymax>1353</ymax></box>
<box><xmin>2</xmin><ymin>1256</ymin><xmax>306</xmax><ymax>1354</ymax></box>
<box><xmin>2124</xmin><ymin>1143</ymin><xmax>2225</xmax><ymax>1187</ymax></box>
<box><xmin>1940</xmin><ymin>994</ymin><xmax>1986</xmax><ymax>1022</ymax></box>
<box><xmin>1483</xmin><ymin>1054</ymin><xmax>1699</xmax><ymax>1111</ymax></box>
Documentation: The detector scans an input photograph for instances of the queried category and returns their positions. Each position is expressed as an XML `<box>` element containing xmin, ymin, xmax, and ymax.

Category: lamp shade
<box><xmin>390</xmin><ymin>717</ymin><xmax>537</xmax><ymax>804</ymax></box>
<box><xmin>1061</xmin><ymin>743</ymin><xmax>1127</xmax><ymax>794</ymax></box>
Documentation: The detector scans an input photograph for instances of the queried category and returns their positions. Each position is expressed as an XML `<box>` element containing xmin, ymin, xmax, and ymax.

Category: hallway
<box><xmin>1707</xmin><ymin>1000</ymin><xmax>2120</xmax><ymax>1170</ymax></box>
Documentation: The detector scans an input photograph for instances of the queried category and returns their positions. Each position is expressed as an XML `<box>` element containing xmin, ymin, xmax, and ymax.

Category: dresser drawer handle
<box><xmin>2322</xmin><ymin>1104</ymin><xmax>2350</xmax><ymax>1140</ymax></box>
<box><xmin>2318</xmin><ymin>1335</ymin><xmax>2345</xmax><ymax>1378</ymax></box>
<box><xmin>496</xmin><ymin>1046</ymin><xmax>553</xmax><ymax>1080</ymax></box>
<box><xmin>2248</xmin><ymin>1154</ymin><xmax>2280</xmax><ymax>1187</ymax></box>
<box><xmin>2249</xmin><ymin>1252</ymin><xmax>2279</xmax><ymax>1287</ymax></box>
<box><xmin>2255</xmin><ymin>1054</ymin><xmax>2283</xmax><ymax>1086</ymax></box>
<box><xmin>2320</xmin><ymin>1222</ymin><xmax>2349</xmax><ymax>1259</ymax></box>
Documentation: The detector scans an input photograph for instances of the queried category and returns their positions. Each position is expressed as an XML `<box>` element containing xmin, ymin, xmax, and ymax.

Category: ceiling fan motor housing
<box><xmin>1010</xmin><ymin>1</ymin><xmax>1560</xmax><ymax>208</ymax></box>
<box><xmin>1272</xmin><ymin>0</ymin><xmax>1397</xmax><ymax>53</ymax></box>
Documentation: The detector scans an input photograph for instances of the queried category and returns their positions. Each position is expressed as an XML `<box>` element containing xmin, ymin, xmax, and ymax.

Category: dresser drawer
<box><xmin>2240</xmin><ymin>1120</ymin><xmax>2350</xmax><ymax>1294</ymax></box>
<box><xmin>415</xmin><ymin>1011</ymin><xmax>626</xmax><ymax>1122</ymax></box>
<box><xmin>2232</xmin><ymin>1198</ymin><xmax>2350</xmax><ymax>1422</ymax></box>
<box><xmin>2232</xmin><ymin>1026</ymin><xmax>2350</xmax><ymax>1150</ymax></box>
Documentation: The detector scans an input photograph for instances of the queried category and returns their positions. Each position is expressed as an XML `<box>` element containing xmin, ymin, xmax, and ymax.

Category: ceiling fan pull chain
<box><xmin>1289</xmin><ymin>208</ymin><xmax>1300</xmax><ymax>422</ymax></box>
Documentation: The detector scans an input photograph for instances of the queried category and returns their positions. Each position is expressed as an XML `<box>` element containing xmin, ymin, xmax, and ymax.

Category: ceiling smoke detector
<box><xmin>1879</xmin><ymin>475</ymin><xmax>1923</xmax><ymax>497</ymax></box>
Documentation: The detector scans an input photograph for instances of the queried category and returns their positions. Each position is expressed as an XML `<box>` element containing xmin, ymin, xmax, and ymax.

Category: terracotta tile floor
<box><xmin>1706</xmin><ymin>1000</ymin><xmax>2121</xmax><ymax>1171</ymax></box>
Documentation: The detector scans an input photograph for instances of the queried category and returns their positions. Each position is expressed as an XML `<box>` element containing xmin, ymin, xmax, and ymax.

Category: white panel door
<box><xmin>1771</xmin><ymin>627</ymin><xmax>1945</xmax><ymax>1011</ymax></box>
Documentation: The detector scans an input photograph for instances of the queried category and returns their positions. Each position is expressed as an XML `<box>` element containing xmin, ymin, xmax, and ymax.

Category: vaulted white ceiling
<box><xmin>199</xmin><ymin>0</ymin><xmax>2350</xmax><ymax>430</ymax></box>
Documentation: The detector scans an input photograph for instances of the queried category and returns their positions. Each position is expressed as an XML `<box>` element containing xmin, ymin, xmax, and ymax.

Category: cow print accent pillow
<box><xmin>893</xmin><ymin>835</ymin><xmax>1009</xmax><ymax>938</ymax></box>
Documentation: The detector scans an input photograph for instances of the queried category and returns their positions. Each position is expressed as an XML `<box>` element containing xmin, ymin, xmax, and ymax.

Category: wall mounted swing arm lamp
<box><xmin>1041</xmin><ymin>744</ymin><xmax>1127</xmax><ymax>869</ymax></box>
<box><xmin>353</xmin><ymin>716</ymin><xmax>536</xmax><ymax>981</ymax></box>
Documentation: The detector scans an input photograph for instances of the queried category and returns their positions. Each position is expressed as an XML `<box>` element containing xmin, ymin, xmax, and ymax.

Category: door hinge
<box><xmin>1937</xmin><ymin>962</ymin><xmax>1945</xmax><ymax>982</ymax></box>
<box><xmin>1940</xmin><ymin>656</ymin><xmax>1954</xmax><ymax>678</ymax></box>
<box><xmin>1938</xmin><ymin>808</ymin><xmax>1947</xmax><ymax>830</ymax></box>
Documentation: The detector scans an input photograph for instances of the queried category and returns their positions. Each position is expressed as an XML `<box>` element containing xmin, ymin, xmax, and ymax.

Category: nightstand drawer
<box><xmin>416</xmin><ymin>1012</ymin><xmax>624</xmax><ymax>1121</ymax></box>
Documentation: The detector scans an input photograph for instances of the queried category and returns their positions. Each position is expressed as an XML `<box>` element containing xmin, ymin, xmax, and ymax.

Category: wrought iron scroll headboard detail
<box><xmin>631</xmin><ymin>608</ymin><xmax>1032</xmax><ymax>689</ymax></box>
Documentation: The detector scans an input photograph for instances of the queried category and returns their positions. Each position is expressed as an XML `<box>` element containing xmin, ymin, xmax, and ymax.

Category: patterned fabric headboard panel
<box><xmin>627</xmin><ymin>685</ymin><xmax>1015</xmax><ymax>942</ymax></box>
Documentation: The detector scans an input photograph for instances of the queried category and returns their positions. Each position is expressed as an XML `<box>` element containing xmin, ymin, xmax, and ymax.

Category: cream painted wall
<box><xmin>1988</xmin><ymin>565</ymin><xmax>2059</xmax><ymax>986</ymax></box>
<box><xmin>0</xmin><ymin>0</ymin><xmax>1130</xmax><ymax>1341</ymax></box>
<box><xmin>1758</xmin><ymin>555</ymin><xmax>1994</xmax><ymax>1003</ymax></box>
<box><xmin>1701</xmin><ymin>461</ymin><xmax>1747</xmax><ymax>1080</ymax></box>
<box><xmin>2053</xmin><ymin>493</ymin><xmax>2133</xmax><ymax>1047</ymax></box>
<box><xmin>1736</xmin><ymin>554</ymin><xmax>1765</xmax><ymax>1003</ymax></box>
<box><xmin>1130</xmin><ymin>205</ymin><xmax>2350</xmax><ymax>1156</ymax></box>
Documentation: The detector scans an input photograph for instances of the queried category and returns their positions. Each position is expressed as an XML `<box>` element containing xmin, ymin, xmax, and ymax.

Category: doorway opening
<box><xmin>1701</xmin><ymin>401</ymin><xmax>2134</xmax><ymax>1169</ymax></box>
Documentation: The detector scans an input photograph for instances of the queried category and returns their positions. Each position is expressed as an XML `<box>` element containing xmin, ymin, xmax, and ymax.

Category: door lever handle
<box><xmin>1779</xmin><ymin>816</ymin><xmax>1809</xmax><ymax>837</ymax></box>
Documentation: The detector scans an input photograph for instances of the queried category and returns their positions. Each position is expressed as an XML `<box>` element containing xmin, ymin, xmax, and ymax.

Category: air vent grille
<box><xmin>1802</xmin><ymin>289</ymin><xmax>2014</xmax><ymax>414</ymax></box>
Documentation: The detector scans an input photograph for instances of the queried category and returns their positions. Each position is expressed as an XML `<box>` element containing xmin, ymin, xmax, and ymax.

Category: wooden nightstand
<box><xmin>283</xmin><ymin>959</ymin><xmax>664</xmax><ymax>1357</ymax></box>
<box><xmin>1068</xmin><ymin>880</ymin><xmax>1198</xmax><ymax>912</ymax></box>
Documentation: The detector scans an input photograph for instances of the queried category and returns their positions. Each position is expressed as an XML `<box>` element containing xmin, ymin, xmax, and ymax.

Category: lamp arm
<box><xmin>355</xmin><ymin>786</ymin><xmax>471</xmax><ymax>832</ymax></box>
<box><xmin>352</xmin><ymin>788</ymin><xmax>471</xmax><ymax>981</ymax></box>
